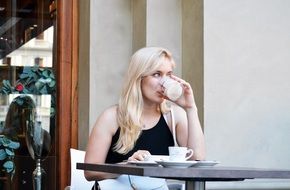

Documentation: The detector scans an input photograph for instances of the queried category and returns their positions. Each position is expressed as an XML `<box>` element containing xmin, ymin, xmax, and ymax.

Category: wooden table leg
<box><xmin>185</xmin><ymin>181</ymin><xmax>205</xmax><ymax>190</ymax></box>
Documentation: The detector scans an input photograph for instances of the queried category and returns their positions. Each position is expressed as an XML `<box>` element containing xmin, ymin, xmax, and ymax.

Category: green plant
<box><xmin>1</xmin><ymin>67</ymin><xmax>55</xmax><ymax>94</ymax></box>
<box><xmin>0</xmin><ymin>135</ymin><xmax>20</xmax><ymax>176</ymax></box>
<box><xmin>0</xmin><ymin>66</ymin><xmax>56</xmax><ymax>117</ymax></box>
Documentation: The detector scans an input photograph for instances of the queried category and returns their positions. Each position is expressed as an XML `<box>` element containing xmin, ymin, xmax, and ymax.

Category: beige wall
<box><xmin>204</xmin><ymin>0</ymin><xmax>290</xmax><ymax>188</ymax></box>
<box><xmin>79</xmin><ymin>0</ymin><xmax>133</xmax><ymax>150</ymax></box>
<box><xmin>89</xmin><ymin>0</ymin><xmax>133</xmax><ymax>131</ymax></box>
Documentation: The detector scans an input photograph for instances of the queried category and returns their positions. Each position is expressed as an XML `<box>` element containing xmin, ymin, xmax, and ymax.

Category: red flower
<box><xmin>15</xmin><ymin>83</ymin><xmax>24</xmax><ymax>92</ymax></box>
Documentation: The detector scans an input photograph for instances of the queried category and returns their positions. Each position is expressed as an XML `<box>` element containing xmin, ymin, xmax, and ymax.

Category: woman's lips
<box><xmin>157</xmin><ymin>91</ymin><xmax>166</xmax><ymax>98</ymax></box>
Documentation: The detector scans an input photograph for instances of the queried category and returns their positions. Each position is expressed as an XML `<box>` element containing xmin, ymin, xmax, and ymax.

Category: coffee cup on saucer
<box><xmin>168</xmin><ymin>146</ymin><xmax>193</xmax><ymax>162</ymax></box>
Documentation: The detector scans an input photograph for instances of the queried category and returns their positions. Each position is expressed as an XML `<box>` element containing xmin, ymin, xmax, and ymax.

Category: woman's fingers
<box><xmin>170</xmin><ymin>75</ymin><xmax>191</xmax><ymax>92</ymax></box>
<box><xmin>128</xmin><ymin>150</ymin><xmax>151</xmax><ymax>161</ymax></box>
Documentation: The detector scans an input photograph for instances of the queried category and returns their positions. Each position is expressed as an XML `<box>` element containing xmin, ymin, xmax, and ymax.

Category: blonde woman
<box><xmin>85</xmin><ymin>47</ymin><xmax>206</xmax><ymax>190</ymax></box>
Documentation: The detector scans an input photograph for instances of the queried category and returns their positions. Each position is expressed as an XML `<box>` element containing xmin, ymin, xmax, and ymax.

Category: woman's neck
<box><xmin>142</xmin><ymin>103</ymin><xmax>160</xmax><ymax>115</ymax></box>
<box><xmin>141</xmin><ymin>104</ymin><xmax>161</xmax><ymax>129</ymax></box>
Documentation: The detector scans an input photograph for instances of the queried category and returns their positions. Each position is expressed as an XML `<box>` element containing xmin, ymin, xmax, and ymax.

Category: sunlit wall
<box><xmin>204</xmin><ymin>0</ymin><xmax>290</xmax><ymax>188</ymax></box>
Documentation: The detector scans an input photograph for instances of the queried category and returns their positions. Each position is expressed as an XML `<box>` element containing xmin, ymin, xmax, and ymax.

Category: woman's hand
<box><xmin>128</xmin><ymin>150</ymin><xmax>151</xmax><ymax>161</ymax></box>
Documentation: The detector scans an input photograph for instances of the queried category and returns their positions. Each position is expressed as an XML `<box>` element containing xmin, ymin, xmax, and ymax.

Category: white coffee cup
<box><xmin>168</xmin><ymin>146</ymin><xmax>193</xmax><ymax>161</ymax></box>
<box><xmin>160</xmin><ymin>77</ymin><xmax>183</xmax><ymax>101</ymax></box>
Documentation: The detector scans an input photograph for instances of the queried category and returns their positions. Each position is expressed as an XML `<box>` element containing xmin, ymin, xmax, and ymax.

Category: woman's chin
<box><xmin>157</xmin><ymin>97</ymin><xmax>166</xmax><ymax>103</ymax></box>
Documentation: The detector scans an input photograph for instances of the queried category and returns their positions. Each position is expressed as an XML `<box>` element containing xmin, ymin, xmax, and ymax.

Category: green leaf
<box><xmin>1</xmin><ymin>80</ymin><xmax>13</xmax><ymax>94</ymax></box>
<box><xmin>42</xmin><ymin>70</ymin><xmax>49</xmax><ymax>78</ymax></box>
<box><xmin>22</xmin><ymin>88</ymin><xmax>31</xmax><ymax>94</ymax></box>
<box><xmin>1</xmin><ymin>137</ymin><xmax>10</xmax><ymax>147</ymax></box>
<box><xmin>26</xmin><ymin>76</ymin><xmax>35</xmax><ymax>84</ymax></box>
<box><xmin>40</xmin><ymin>85</ymin><xmax>48</xmax><ymax>94</ymax></box>
<box><xmin>0</xmin><ymin>137</ymin><xmax>3</xmax><ymax>146</ymax></box>
<box><xmin>32</xmin><ymin>67</ymin><xmax>39</xmax><ymax>72</ymax></box>
<box><xmin>8</xmin><ymin>141</ymin><xmax>20</xmax><ymax>149</ymax></box>
<box><xmin>35</xmin><ymin>81</ymin><xmax>44</xmax><ymax>91</ymax></box>
<box><xmin>50</xmin><ymin>107</ymin><xmax>55</xmax><ymax>116</ymax></box>
<box><xmin>19</xmin><ymin>73</ymin><xmax>29</xmax><ymax>79</ymax></box>
<box><xmin>3</xmin><ymin>80</ymin><xmax>8</xmax><ymax>86</ymax></box>
<box><xmin>5</xmin><ymin>148</ymin><xmax>14</xmax><ymax>156</ymax></box>
<box><xmin>31</xmin><ymin>75</ymin><xmax>37</xmax><ymax>80</ymax></box>
<box><xmin>0</xmin><ymin>149</ymin><xmax>7</xmax><ymax>160</ymax></box>
<box><xmin>49</xmin><ymin>72</ymin><xmax>55</xmax><ymax>79</ymax></box>
<box><xmin>22</xmin><ymin>67</ymin><xmax>32</xmax><ymax>75</ymax></box>
<box><xmin>49</xmin><ymin>80</ymin><xmax>56</xmax><ymax>88</ymax></box>
<box><xmin>3</xmin><ymin>161</ymin><xmax>14</xmax><ymax>173</ymax></box>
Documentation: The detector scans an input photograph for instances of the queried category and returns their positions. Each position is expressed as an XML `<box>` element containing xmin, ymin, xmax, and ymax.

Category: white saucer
<box><xmin>195</xmin><ymin>160</ymin><xmax>220</xmax><ymax>167</ymax></box>
<box><xmin>155</xmin><ymin>160</ymin><xmax>197</xmax><ymax>168</ymax></box>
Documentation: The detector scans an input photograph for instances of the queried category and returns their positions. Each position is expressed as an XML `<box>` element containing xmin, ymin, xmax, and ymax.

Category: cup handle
<box><xmin>185</xmin><ymin>149</ymin><xmax>194</xmax><ymax>160</ymax></box>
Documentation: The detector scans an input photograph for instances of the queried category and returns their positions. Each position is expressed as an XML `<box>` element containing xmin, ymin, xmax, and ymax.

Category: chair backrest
<box><xmin>70</xmin><ymin>148</ymin><xmax>94</xmax><ymax>190</ymax></box>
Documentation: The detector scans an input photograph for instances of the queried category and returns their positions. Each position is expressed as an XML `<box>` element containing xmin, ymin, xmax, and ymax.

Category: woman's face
<box><xmin>141</xmin><ymin>60</ymin><xmax>173</xmax><ymax>104</ymax></box>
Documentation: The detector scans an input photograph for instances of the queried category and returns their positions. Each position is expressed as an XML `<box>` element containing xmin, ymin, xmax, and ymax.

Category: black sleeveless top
<box><xmin>105</xmin><ymin>115</ymin><xmax>174</xmax><ymax>163</ymax></box>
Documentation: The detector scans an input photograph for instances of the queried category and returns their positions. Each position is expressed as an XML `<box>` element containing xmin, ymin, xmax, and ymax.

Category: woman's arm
<box><xmin>185</xmin><ymin>106</ymin><xmax>206</xmax><ymax>160</ymax></box>
<box><xmin>169</xmin><ymin>75</ymin><xmax>206</xmax><ymax>160</ymax></box>
<box><xmin>84</xmin><ymin>106</ymin><xmax>120</xmax><ymax>181</ymax></box>
<box><xmin>173</xmin><ymin>105</ymin><xmax>206</xmax><ymax>160</ymax></box>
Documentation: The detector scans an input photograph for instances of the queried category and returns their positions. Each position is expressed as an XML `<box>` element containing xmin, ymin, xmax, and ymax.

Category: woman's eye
<box><xmin>152</xmin><ymin>73</ymin><xmax>161</xmax><ymax>77</ymax></box>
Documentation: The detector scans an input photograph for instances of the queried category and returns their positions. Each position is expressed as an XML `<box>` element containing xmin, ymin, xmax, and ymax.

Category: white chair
<box><xmin>65</xmin><ymin>148</ymin><xmax>95</xmax><ymax>190</ymax></box>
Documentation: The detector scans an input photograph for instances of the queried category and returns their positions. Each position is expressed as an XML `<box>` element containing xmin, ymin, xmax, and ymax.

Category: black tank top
<box><xmin>105</xmin><ymin>115</ymin><xmax>174</xmax><ymax>163</ymax></box>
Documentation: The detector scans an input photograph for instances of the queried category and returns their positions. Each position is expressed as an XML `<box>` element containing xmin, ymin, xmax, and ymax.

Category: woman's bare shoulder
<box><xmin>101</xmin><ymin>105</ymin><xmax>118</xmax><ymax>119</ymax></box>
<box><xmin>94</xmin><ymin>105</ymin><xmax>118</xmax><ymax>133</ymax></box>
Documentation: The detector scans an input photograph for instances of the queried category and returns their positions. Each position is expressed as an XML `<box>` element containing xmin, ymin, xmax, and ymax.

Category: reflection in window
<box><xmin>0</xmin><ymin>26</ymin><xmax>53</xmax><ymax>67</ymax></box>
<box><xmin>0</xmin><ymin>94</ymin><xmax>51</xmax><ymax>135</ymax></box>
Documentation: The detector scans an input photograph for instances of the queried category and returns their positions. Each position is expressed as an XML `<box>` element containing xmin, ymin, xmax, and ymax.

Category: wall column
<box><xmin>182</xmin><ymin>0</ymin><xmax>204</xmax><ymax>126</ymax></box>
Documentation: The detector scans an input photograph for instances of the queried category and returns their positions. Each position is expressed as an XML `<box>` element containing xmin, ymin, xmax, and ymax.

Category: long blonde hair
<box><xmin>115</xmin><ymin>47</ymin><xmax>176</xmax><ymax>154</ymax></box>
